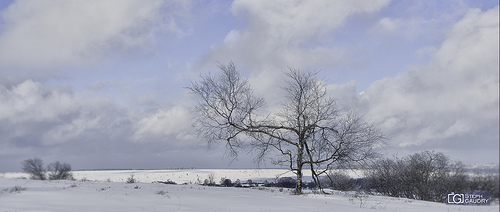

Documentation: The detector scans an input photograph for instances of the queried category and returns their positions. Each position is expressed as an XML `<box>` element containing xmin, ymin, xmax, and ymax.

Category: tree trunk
<box><xmin>296</xmin><ymin>168</ymin><xmax>303</xmax><ymax>194</ymax></box>
<box><xmin>295</xmin><ymin>142</ymin><xmax>304</xmax><ymax>194</ymax></box>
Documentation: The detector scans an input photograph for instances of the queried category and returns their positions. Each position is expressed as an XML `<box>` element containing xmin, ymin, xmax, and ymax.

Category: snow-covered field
<box><xmin>1</xmin><ymin>169</ymin><xmax>334</xmax><ymax>184</ymax></box>
<box><xmin>1</xmin><ymin>169</ymin><xmax>498</xmax><ymax>212</ymax></box>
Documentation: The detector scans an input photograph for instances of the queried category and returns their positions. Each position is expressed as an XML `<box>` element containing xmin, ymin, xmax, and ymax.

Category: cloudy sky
<box><xmin>0</xmin><ymin>0</ymin><xmax>498</xmax><ymax>172</ymax></box>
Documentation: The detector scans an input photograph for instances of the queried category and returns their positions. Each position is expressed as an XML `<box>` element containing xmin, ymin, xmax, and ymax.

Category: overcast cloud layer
<box><xmin>0</xmin><ymin>0</ymin><xmax>498</xmax><ymax>172</ymax></box>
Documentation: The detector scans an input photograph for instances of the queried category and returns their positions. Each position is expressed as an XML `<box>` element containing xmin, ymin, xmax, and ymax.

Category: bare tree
<box><xmin>48</xmin><ymin>161</ymin><xmax>73</xmax><ymax>180</ymax></box>
<box><xmin>188</xmin><ymin>62</ymin><xmax>383</xmax><ymax>194</ymax></box>
<box><xmin>21</xmin><ymin>158</ymin><xmax>47</xmax><ymax>180</ymax></box>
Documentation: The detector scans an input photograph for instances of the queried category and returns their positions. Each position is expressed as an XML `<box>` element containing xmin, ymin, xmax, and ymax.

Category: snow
<box><xmin>1</xmin><ymin>169</ymin><xmax>365</xmax><ymax>184</ymax></box>
<box><xmin>1</xmin><ymin>169</ymin><xmax>498</xmax><ymax>212</ymax></box>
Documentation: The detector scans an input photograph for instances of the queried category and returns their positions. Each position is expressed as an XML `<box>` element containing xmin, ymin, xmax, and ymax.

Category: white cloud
<box><xmin>229</xmin><ymin>0</ymin><xmax>389</xmax><ymax>46</ymax></box>
<box><xmin>0</xmin><ymin>80</ymin><xmax>134</xmax><ymax>145</ymax></box>
<box><xmin>205</xmin><ymin>1</ymin><xmax>390</xmax><ymax>68</ymax></box>
<box><xmin>134</xmin><ymin>104</ymin><xmax>195</xmax><ymax>144</ymax></box>
<box><xmin>326</xmin><ymin>81</ymin><xmax>359</xmax><ymax>110</ymax></box>
<box><xmin>0</xmin><ymin>78</ymin><xmax>200</xmax><ymax>146</ymax></box>
<box><xmin>0</xmin><ymin>0</ymin><xmax>190</xmax><ymax>70</ymax></box>
<box><xmin>0</xmin><ymin>80</ymin><xmax>75</xmax><ymax>123</ymax></box>
<box><xmin>373</xmin><ymin>17</ymin><xmax>399</xmax><ymax>33</ymax></box>
<box><xmin>359</xmin><ymin>7</ymin><xmax>499</xmax><ymax>153</ymax></box>
<box><xmin>200</xmin><ymin>0</ymin><xmax>391</xmax><ymax>105</ymax></box>
<box><xmin>0</xmin><ymin>77</ymin><xmax>209</xmax><ymax>171</ymax></box>
<box><xmin>435</xmin><ymin>7</ymin><xmax>498</xmax><ymax>72</ymax></box>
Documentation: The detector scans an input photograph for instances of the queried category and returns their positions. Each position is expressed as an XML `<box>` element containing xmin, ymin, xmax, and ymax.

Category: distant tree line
<box><xmin>198</xmin><ymin>175</ymin><xmax>317</xmax><ymax>189</ymax></box>
<box><xmin>21</xmin><ymin>158</ymin><xmax>73</xmax><ymax>180</ymax></box>
<box><xmin>321</xmin><ymin>151</ymin><xmax>499</xmax><ymax>202</ymax></box>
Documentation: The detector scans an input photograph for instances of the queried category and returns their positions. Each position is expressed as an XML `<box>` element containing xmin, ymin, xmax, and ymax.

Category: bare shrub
<box><xmin>276</xmin><ymin>177</ymin><xmax>296</xmax><ymax>188</ymax></box>
<box><xmin>9</xmin><ymin>186</ymin><xmax>26</xmax><ymax>193</ymax></box>
<box><xmin>322</xmin><ymin>170</ymin><xmax>356</xmax><ymax>191</ymax></box>
<box><xmin>48</xmin><ymin>161</ymin><xmax>73</xmax><ymax>180</ymax></box>
<box><xmin>234</xmin><ymin>179</ymin><xmax>242</xmax><ymax>187</ymax></box>
<box><xmin>156</xmin><ymin>190</ymin><xmax>167</xmax><ymax>195</ymax></box>
<box><xmin>21</xmin><ymin>158</ymin><xmax>46</xmax><ymax>180</ymax></box>
<box><xmin>220</xmin><ymin>178</ymin><xmax>233</xmax><ymax>187</ymax></box>
<box><xmin>126</xmin><ymin>174</ymin><xmax>137</xmax><ymax>183</ymax></box>
<box><xmin>155</xmin><ymin>180</ymin><xmax>177</xmax><ymax>185</ymax></box>
<box><xmin>470</xmin><ymin>174</ymin><xmax>500</xmax><ymax>200</ymax></box>
<box><xmin>21</xmin><ymin>158</ymin><xmax>73</xmax><ymax>181</ymax></box>
<box><xmin>367</xmin><ymin>151</ymin><xmax>469</xmax><ymax>202</ymax></box>
<box><xmin>203</xmin><ymin>173</ymin><xmax>216</xmax><ymax>186</ymax></box>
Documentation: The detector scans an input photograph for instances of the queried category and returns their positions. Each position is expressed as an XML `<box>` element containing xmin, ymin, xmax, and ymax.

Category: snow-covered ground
<box><xmin>1</xmin><ymin>169</ymin><xmax>333</xmax><ymax>184</ymax></box>
<box><xmin>1</xmin><ymin>169</ymin><xmax>498</xmax><ymax>212</ymax></box>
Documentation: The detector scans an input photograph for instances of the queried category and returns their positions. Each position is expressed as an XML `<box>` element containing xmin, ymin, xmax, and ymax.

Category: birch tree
<box><xmin>188</xmin><ymin>62</ymin><xmax>383</xmax><ymax>194</ymax></box>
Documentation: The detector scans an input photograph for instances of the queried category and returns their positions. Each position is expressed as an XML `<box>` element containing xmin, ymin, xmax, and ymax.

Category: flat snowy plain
<box><xmin>1</xmin><ymin>169</ymin><xmax>498</xmax><ymax>211</ymax></box>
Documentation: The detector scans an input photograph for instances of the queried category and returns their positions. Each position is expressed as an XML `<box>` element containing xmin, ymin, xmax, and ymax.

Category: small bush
<box><xmin>246</xmin><ymin>179</ymin><xmax>255</xmax><ymax>187</ymax></box>
<box><xmin>155</xmin><ymin>180</ymin><xmax>177</xmax><ymax>185</ymax></box>
<box><xmin>9</xmin><ymin>186</ymin><xmax>26</xmax><ymax>193</ymax></box>
<box><xmin>126</xmin><ymin>174</ymin><xmax>137</xmax><ymax>184</ymax></box>
<box><xmin>48</xmin><ymin>161</ymin><xmax>73</xmax><ymax>180</ymax></box>
<box><xmin>156</xmin><ymin>190</ymin><xmax>168</xmax><ymax>195</ymax></box>
<box><xmin>322</xmin><ymin>171</ymin><xmax>356</xmax><ymax>191</ymax></box>
<box><xmin>276</xmin><ymin>177</ymin><xmax>296</xmax><ymax>188</ymax></box>
<box><xmin>220</xmin><ymin>178</ymin><xmax>233</xmax><ymax>187</ymax></box>
<box><xmin>234</xmin><ymin>179</ymin><xmax>242</xmax><ymax>187</ymax></box>
<box><xmin>156</xmin><ymin>190</ymin><xmax>170</xmax><ymax>198</ymax></box>
<box><xmin>21</xmin><ymin>158</ymin><xmax>46</xmax><ymax>180</ymax></box>
<box><xmin>203</xmin><ymin>174</ymin><xmax>216</xmax><ymax>186</ymax></box>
